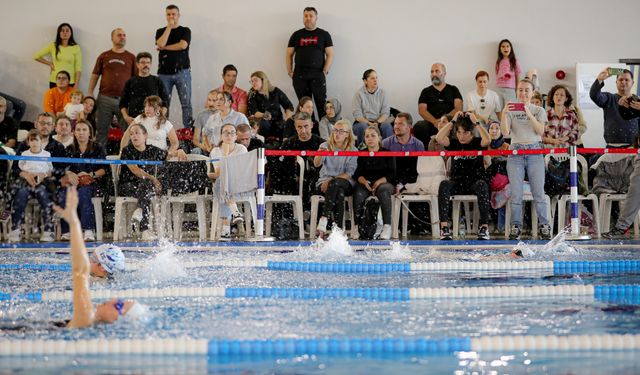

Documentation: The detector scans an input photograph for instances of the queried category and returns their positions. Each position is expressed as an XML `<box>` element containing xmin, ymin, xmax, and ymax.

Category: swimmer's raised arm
<box><xmin>55</xmin><ymin>186</ymin><xmax>94</xmax><ymax>328</ymax></box>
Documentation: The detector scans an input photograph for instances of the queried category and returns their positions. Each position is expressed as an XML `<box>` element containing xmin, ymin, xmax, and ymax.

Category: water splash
<box><xmin>313</xmin><ymin>225</ymin><xmax>353</xmax><ymax>256</ymax></box>
<box><xmin>383</xmin><ymin>241</ymin><xmax>412</xmax><ymax>260</ymax></box>
<box><xmin>136</xmin><ymin>239</ymin><xmax>187</xmax><ymax>285</ymax></box>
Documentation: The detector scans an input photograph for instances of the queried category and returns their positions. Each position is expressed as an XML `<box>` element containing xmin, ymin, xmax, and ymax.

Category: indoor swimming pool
<box><xmin>1</xmin><ymin>232</ymin><xmax>640</xmax><ymax>374</ymax></box>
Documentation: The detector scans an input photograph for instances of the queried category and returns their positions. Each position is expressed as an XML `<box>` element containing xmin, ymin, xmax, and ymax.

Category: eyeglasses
<box><xmin>56</xmin><ymin>76</ymin><xmax>69</xmax><ymax>81</ymax></box>
<box><xmin>332</xmin><ymin>129</ymin><xmax>349</xmax><ymax>135</ymax></box>
<box><xmin>222</xmin><ymin>131</ymin><xmax>236</xmax><ymax>136</ymax></box>
<box><xmin>480</xmin><ymin>98</ymin><xmax>486</xmax><ymax>110</ymax></box>
<box><xmin>37</xmin><ymin>120</ymin><xmax>53</xmax><ymax>126</ymax></box>
<box><xmin>114</xmin><ymin>298</ymin><xmax>125</xmax><ymax>316</ymax></box>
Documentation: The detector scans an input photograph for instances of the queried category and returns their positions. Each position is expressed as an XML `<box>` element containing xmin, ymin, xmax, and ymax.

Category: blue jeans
<box><xmin>506</xmin><ymin>142</ymin><xmax>549</xmax><ymax>227</ymax></box>
<box><xmin>353</xmin><ymin>121</ymin><xmax>393</xmax><ymax>146</ymax></box>
<box><xmin>58</xmin><ymin>185</ymin><xmax>97</xmax><ymax>233</ymax></box>
<box><xmin>159</xmin><ymin>68</ymin><xmax>193</xmax><ymax>128</ymax></box>
<box><xmin>11</xmin><ymin>182</ymin><xmax>53</xmax><ymax>232</ymax></box>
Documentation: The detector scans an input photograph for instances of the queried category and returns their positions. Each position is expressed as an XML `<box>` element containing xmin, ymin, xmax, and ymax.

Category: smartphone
<box><xmin>608</xmin><ymin>67</ymin><xmax>626</xmax><ymax>76</ymax></box>
<box><xmin>509</xmin><ymin>103</ymin><xmax>525</xmax><ymax>112</ymax></box>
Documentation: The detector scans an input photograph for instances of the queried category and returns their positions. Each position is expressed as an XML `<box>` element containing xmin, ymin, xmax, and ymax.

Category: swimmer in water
<box><xmin>90</xmin><ymin>244</ymin><xmax>125</xmax><ymax>278</ymax></box>
<box><xmin>55</xmin><ymin>186</ymin><xmax>143</xmax><ymax>328</ymax></box>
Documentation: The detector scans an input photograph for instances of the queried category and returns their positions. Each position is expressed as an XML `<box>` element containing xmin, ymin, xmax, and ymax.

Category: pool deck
<box><xmin>1</xmin><ymin>239</ymin><xmax>640</xmax><ymax>252</ymax></box>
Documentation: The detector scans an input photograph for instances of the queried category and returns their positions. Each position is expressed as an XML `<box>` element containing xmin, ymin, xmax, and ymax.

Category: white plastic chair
<box><xmin>110</xmin><ymin>155</ymin><xmax>161</xmax><ymax>241</ymax></box>
<box><xmin>264</xmin><ymin>156</ymin><xmax>305</xmax><ymax>239</ymax></box>
<box><xmin>599</xmin><ymin>193</ymin><xmax>640</xmax><ymax>238</ymax></box>
<box><xmin>309</xmin><ymin>194</ymin><xmax>356</xmax><ymax>239</ymax></box>
<box><xmin>392</xmin><ymin>194</ymin><xmax>439</xmax><ymax>239</ymax></box>
<box><xmin>547</xmin><ymin>153</ymin><xmax>600</xmax><ymax>237</ymax></box>
<box><xmin>162</xmin><ymin>154</ymin><xmax>210</xmax><ymax>241</ymax></box>
<box><xmin>445</xmin><ymin>158</ymin><xmax>481</xmax><ymax>238</ymax></box>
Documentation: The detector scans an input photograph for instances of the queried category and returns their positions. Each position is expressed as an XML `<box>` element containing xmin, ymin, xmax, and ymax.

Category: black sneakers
<box><xmin>477</xmin><ymin>226</ymin><xmax>490</xmax><ymax>240</ymax></box>
<box><xmin>509</xmin><ymin>225</ymin><xmax>521</xmax><ymax>240</ymax></box>
<box><xmin>602</xmin><ymin>227</ymin><xmax>629</xmax><ymax>239</ymax></box>
<box><xmin>539</xmin><ymin>224</ymin><xmax>552</xmax><ymax>240</ymax></box>
<box><xmin>440</xmin><ymin>226</ymin><xmax>452</xmax><ymax>240</ymax></box>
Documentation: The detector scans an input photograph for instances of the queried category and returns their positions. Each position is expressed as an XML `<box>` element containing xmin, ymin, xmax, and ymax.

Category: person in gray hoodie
<box><xmin>318</xmin><ymin>98</ymin><xmax>342</xmax><ymax>140</ymax></box>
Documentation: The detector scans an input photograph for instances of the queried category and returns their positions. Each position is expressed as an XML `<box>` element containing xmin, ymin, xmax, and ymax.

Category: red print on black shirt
<box><xmin>299</xmin><ymin>37</ymin><xmax>319</xmax><ymax>46</ymax></box>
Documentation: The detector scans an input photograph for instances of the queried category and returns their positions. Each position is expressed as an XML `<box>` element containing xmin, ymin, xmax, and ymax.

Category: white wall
<box><xmin>3</xmin><ymin>0</ymin><xmax>640</xmax><ymax>147</ymax></box>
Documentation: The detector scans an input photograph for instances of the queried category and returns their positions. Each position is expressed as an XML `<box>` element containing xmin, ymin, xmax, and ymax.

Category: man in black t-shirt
<box><xmin>286</xmin><ymin>7</ymin><xmax>334</xmax><ymax>120</ymax></box>
<box><xmin>155</xmin><ymin>4</ymin><xmax>193</xmax><ymax>128</ymax></box>
<box><xmin>414</xmin><ymin>63</ymin><xmax>463</xmax><ymax>147</ymax></box>
<box><xmin>434</xmin><ymin>112</ymin><xmax>491</xmax><ymax>240</ymax></box>
<box><xmin>120</xmin><ymin>52</ymin><xmax>169</xmax><ymax>123</ymax></box>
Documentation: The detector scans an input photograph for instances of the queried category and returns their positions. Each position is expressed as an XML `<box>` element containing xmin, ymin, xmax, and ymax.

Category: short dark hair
<box><xmin>294</xmin><ymin>112</ymin><xmax>313</xmax><ymax>122</ymax></box>
<box><xmin>454</xmin><ymin>116</ymin><xmax>474</xmax><ymax>133</ymax></box>
<box><xmin>166</xmin><ymin>4</ymin><xmax>179</xmax><ymax>11</ymax></box>
<box><xmin>236</xmin><ymin>123</ymin><xmax>251</xmax><ymax>133</ymax></box>
<box><xmin>223</xmin><ymin>64</ymin><xmax>237</xmax><ymax>76</ymax></box>
<box><xmin>27</xmin><ymin>129</ymin><xmax>41</xmax><ymax>142</ymax></box>
<box><xmin>475</xmin><ymin>70</ymin><xmax>490</xmax><ymax>81</ymax></box>
<box><xmin>57</xmin><ymin>70</ymin><xmax>71</xmax><ymax>80</ymax></box>
<box><xmin>547</xmin><ymin>84</ymin><xmax>573</xmax><ymax>108</ymax></box>
<box><xmin>621</xmin><ymin>69</ymin><xmax>635</xmax><ymax>80</ymax></box>
<box><xmin>37</xmin><ymin>112</ymin><xmax>55</xmax><ymax>122</ymax></box>
<box><xmin>396</xmin><ymin>112</ymin><xmax>413</xmax><ymax>126</ymax></box>
<box><xmin>136</xmin><ymin>52</ymin><xmax>152</xmax><ymax>62</ymax></box>
<box><xmin>303</xmin><ymin>7</ymin><xmax>317</xmax><ymax>15</ymax></box>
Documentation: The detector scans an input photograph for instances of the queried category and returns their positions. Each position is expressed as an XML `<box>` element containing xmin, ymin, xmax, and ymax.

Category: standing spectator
<box><xmin>590</xmin><ymin>68</ymin><xmax>639</xmax><ymax>148</ymax></box>
<box><xmin>286</xmin><ymin>6</ymin><xmax>333</xmax><ymax>120</ymax></box>
<box><xmin>8</xmin><ymin>130</ymin><xmax>55</xmax><ymax>242</ymax></box>
<box><xmin>218</xmin><ymin>64</ymin><xmax>248</xmax><ymax>115</ymax></box>
<box><xmin>466</xmin><ymin>71</ymin><xmax>502</xmax><ymax>127</ymax></box>
<box><xmin>58</xmin><ymin>121</ymin><xmax>107</xmax><ymax>241</ymax></box>
<box><xmin>202</xmin><ymin>91</ymin><xmax>249</xmax><ymax>149</ymax></box>
<box><xmin>87</xmin><ymin>28</ymin><xmax>137</xmax><ymax>146</ymax></box>
<box><xmin>318</xmin><ymin>98</ymin><xmax>342</xmax><ymax>140</ymax></box>
<box><xmin>120</xmin><ymin>52</ymin><xmax>169</xmax><ymax>124</ymax></box>
<box><xmin>313</xmin><ymin>119</ymin><xmax>357</xmax><ymax>237</ymax></box>
<box><xmin>191</xmin><ymin>89</ymin><xmax>219</xmax><ymax>155</ymax></box>
<box><xmin>352</xmin><ymin>69</ymin><xmax>393</xmax><ymax>146</ymax></box>
<box><xmin>155</xmin><ymin>4</ymin><xmax>193</xmax><ymax>128</ymax></box>
<box><xmin>543</xmin><ymin>85</ymin><xmax>580</xmax><ymax>148</ymax></box>
<box><xmin>0</xmin><ymin>92</ymin><xmax>27</xmax><ymax>122</ymax></box>
<box><xmin>118</xmin><ymin>123</ymin><xmax>168</xmax><ymax>241</ymax></box>
<box><xmin>500</xmin><ymin>79</ymin><xmax>551</xmax><ymax>240</ymax></box>
<box><xmin>52</xmin><ymin>115</ymin><xmax>74</xmax><ymax>147</ymax></box>
<box><xmin>43</xmin><ymin>71</ymin><xmax>76</xmax><ymax>115</ymax></box>
<box><xmin>353</xmin><ymin>126</ymin><xmax>395</xmax><ymax>240</ymax></box>
<box><xmin>495</xmin><ymin>39</ymin><xmax>521</xmax><ymax>105</ymax></box>
<box><xmin>33</xmin><ymin>23</ymin><xmax>82</xmax><ymax>88</ymax></box>
<box><xmin>247</xmin><ymin>71</ymin><xmax>294</xmax><ymax>143</ymax></box>
<box><xmin>435</xmin><ymin>112</ymin><xmax>491</xmax><ymax>240</ymax></box>
<box><xmin>413</xmin><ymin>63</ymin><xmax>463</xmax><ymax>147</ymax></box>
<box><xmin>0</xmin><ymin>96</ymin><xmax>19</xmax><ymax>149</ymax></box>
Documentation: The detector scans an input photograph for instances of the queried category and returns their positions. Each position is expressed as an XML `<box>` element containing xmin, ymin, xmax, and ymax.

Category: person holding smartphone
<box><xmin>500</xmin><ymin>78</ymin><xmax>551</xmax><ymax>240</ymax></box>
<box><xmin>590</xmin><ymin>68</ymin><xmax>638</xmax><ymax>148</ymax></box>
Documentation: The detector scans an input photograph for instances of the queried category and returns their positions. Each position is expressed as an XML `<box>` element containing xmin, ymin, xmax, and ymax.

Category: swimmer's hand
<box><xmin>53</xmin><ymin>186</ymin><xmax>79</xmax><ymax>223</ymax></box>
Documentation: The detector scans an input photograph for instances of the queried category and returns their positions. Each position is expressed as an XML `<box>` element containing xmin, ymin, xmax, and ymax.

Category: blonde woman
<box><xmin>247</xmin><ymin>71</ymin><xmax>294</xmax><ymax>141</ymax></box>
<box><xmin>313</xmin><ymin>119</ymin><xmax>358</xmax><ymax>236</ymax></box>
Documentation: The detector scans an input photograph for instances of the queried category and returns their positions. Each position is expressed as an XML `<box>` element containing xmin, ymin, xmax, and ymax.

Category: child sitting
<box><xmin>8</xmin><ymin>130</ymin><xmax>55</xmax><ymax>242</ymax></box>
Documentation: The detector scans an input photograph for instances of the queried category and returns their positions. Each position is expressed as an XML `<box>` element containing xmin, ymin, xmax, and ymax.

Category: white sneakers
<box><xmin>83</xmin><ymin>230</ymin><xmax>95</xmax><ymax>242</ymax></box>
<box><xmin>141</xmin><ymin>229</ymin><xmax>157</xmax><ymax>242</ymax></box>
<box><xmin>8</xmin><ymin>229</ymin><xmax>21</xmax><ymax>242</ymax></box>
<box><xmin>379</xmin><ymin>224</ymin><xmax>392</xmax><ymax>240</ymax></box>
<box><xmin>131</xmin><ymin>208</ymin><xmax>143</xmax><ymax>223</ymax></box>
<box><xmin>39</xmin><ymin>231</ymin><xmax>55</xmax><ymax>242</ymax></box>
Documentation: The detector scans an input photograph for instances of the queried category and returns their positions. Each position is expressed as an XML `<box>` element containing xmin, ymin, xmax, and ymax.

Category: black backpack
<box><xmin>544</xmin><ymin>156</ymin><xmax>570</xmax><ymax>196</ymax></box>
<box><xmin>358</xmin><ymin>196</ymin><xmax>380</xmax><ymax>240</ymax></box>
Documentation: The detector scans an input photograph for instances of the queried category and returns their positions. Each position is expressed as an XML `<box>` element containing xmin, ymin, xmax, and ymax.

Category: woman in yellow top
<box><xmin>33</xmin><ymin>23</ymin><xmax>82</xmax><ymax>88</ymax></box>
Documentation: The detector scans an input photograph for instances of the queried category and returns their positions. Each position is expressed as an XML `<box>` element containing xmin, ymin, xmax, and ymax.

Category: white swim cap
<box><xmin>94</xmin><ymin>244</ymin><xmax>125</xmax><ymax>274</ymax></box>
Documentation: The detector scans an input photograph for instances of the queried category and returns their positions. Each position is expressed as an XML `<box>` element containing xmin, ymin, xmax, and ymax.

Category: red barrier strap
<box><xmin>265</xmin><ymin>148</ymin><xmax>639</xmax><ymax>157</ymax></box>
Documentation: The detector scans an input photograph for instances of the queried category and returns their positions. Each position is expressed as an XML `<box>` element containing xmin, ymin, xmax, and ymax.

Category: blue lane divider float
<box><xmin>207</xmin><ymin>337</ymin><xmax>470</xmax><ymax>356</ymax></box>
<box><xmin>4</xmin><ymin>260</ymin><xmax>640</xmax><ymax>275</ymax></box>
<box><xmin>2</xmin><ymin>334</ymin><xmax>640</xmax><ymax>356</ymax></box>
<box><xmin>2</xmin><ymin>285</ymin><xmax>640</xmax><ymax>304</ymax></box>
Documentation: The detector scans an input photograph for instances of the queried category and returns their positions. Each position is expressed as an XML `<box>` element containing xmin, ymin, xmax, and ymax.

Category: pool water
<box><xmin>1</xmin><ymin>237</ymin><xmax>640</xmax><ymax>374</ymax></box>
